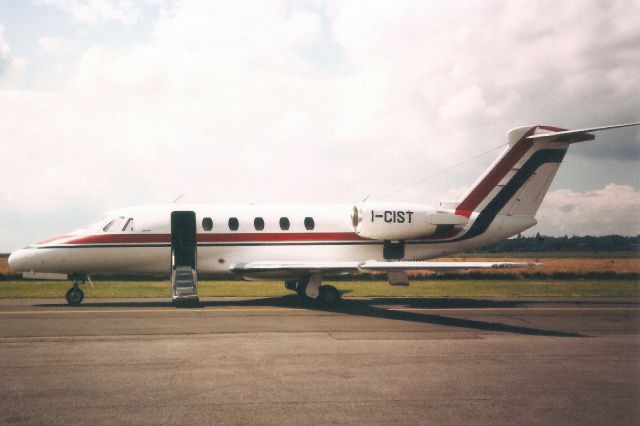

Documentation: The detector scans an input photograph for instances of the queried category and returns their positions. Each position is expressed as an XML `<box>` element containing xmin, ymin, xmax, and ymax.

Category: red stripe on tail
<box><xmin>455</xmin><ymin>128</ymin><xmax>536</xmax><ymax>217</ymax></box>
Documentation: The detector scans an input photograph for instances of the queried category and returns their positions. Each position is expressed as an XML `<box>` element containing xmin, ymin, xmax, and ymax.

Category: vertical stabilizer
<box><xmin>442</xmin><ymin>122</ymin><xmax>638</xmax><ymax>241</ymax></box>
<box><xmin>453</xmin><ymin>125</ymin><xmax>571</xmax><ymax>220</ymax></box>
<box><xmin>452</xmin><ymin>122</ymin><xmax>640</xmax><ymax>222</ymax></box>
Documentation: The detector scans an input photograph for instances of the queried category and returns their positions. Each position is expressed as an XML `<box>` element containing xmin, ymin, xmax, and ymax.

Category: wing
<box><xmin>359</xmin><ymin>260</ymin><xmax>539</xmax><ymax>273</ymax></box>
<box><xmin>229</xmin><ymin>261</ymin><xmax>361</xmax><ymax>280</ymax></box>
<box><xmin>229</xmin><ymin>260</ymin><xmax>539</xmax><ymax>280</ymax></box>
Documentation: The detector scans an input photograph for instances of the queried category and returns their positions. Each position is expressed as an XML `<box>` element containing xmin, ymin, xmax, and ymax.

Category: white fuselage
<box><xmin>8</xmin><ymin>203</ymin><xmax>531</xmax><ymax>278</ymax></box>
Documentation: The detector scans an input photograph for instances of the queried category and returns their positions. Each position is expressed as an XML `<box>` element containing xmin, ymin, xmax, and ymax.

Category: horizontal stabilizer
<box><xmin>527</xmin><ymin>122</ymin><xmax>640</xmax><ymax>143</ymax></box>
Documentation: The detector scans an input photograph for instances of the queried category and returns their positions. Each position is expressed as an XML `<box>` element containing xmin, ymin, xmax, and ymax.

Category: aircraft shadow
<box><xmin>309</xmin><ymin>298</ymin><xmax>585</xmax><ymax>337</ymax></box>
<box><xmin>37</xmin><ymin>295</ymin><xmax>587</xmax><ymax>337</ymax></box>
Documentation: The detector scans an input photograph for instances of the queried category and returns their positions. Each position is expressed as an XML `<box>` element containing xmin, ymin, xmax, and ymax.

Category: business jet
<box><xmin>8</xmin><ymin>123</ymin><xmax>639</xmax><ymax>306</ymax></box>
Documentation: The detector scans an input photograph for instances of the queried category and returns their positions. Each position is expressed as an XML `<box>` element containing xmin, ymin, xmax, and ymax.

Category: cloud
<box><xmin>41</xmin><ymin>0</ymin><xmax>141</xmax><ymax>26</ymax></box>
<box><xmin>0</xmin><ymin>0</ymin><xmax>639</xmax><ymax>250</ymax></box>
<box><xmin>38</xmin><ymin>36</ymin><xmax>65</xmax><ymax>53</ymax></box>
<box><xmin>0</xmin><ymin>24</ymin><xmax>27</xmax><ymax>85</ymax></box>
<box><xmin>0</xmin><ymin>24</ymin><xmax>11</xmax><ymax>74</ymax></box>
<box><xmin>438</xmin><ymin>85</ymin><xmax>487</xmax><ymax>121</ymax></box>
<box><xmin>536</xmin><ymin>184</ymin><xmax>640</xmax><ymax>236</ymax></box>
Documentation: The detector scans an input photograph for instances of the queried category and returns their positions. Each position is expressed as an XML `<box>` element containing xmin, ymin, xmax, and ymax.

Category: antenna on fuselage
<box><xmin>173</xmin><ymin>194</ymin><xmax>186</xmax><ymax>204</ymax></box>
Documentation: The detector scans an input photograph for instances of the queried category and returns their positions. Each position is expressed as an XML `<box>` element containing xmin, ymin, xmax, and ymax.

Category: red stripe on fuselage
<box><xmin>455</xmin><ymin>128</ymin><xmax>536</xmax><ymax>217</ymax></box>
<box><xmin>198</xmin><ymin>232</ymin><xmax>367</xmax><ymax>242</ymax></box>
<box><xmin>57</xmin><ymin>232</ymin><xmax>367</xmax><ymax>246</ymax></box>
<box><xmin>38</xmin><ymin>235</ymin><xmax>74</xmax><ymax>245</ymax></box>
<box><xmin>64</xmin><ymin>234</ymin><xmax>170</xmax><ymax>245</ymax></box>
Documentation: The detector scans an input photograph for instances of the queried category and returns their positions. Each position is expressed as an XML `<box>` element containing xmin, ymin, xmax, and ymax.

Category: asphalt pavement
<box><xmin>0</xmin><ymin>296</ymin><xmax>638</xmax><ymax>425</ymax></box>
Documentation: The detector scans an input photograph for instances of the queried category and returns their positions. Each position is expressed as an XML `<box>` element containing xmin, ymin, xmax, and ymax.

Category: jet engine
<box><xmin>351</xmin><ymin>202</ymin><xmax>468</xmax><ymax>240</ymax></box>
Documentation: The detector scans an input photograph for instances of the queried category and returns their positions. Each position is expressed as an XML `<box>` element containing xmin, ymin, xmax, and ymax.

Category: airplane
<box><xmin>8</xmin><ymin>122</ymin><xmax>639</xmax><ymax>306</ymax></box>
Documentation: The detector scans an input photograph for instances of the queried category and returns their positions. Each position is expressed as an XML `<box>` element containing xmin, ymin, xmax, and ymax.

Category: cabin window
<box><xmin>122</xmin><ymin>218</ymin><xmax>133</xmax><ymax>232</ymax></box>
<box><xmin>254</xmin><ymin>217</ymin><xmax>265</xmax><ymax>231</ymax></box>
<box><xmin>304</xmin><ymin>217</ymin><xmax>315</xmax><ymax>230</ymax></box>
<box><xmin>202</xmin><ymin>217</ymin><xmax>213</xmax><ymax>231</ymax></box>
<box><xmin>279</xmin><ymin>217</ymin><xmax>290</xmax><ymax>231</ymax></box>
<box><xmin>228</xmin><ymin>217</ymin><xmax>239</xmax><ymax>231</ymax></box>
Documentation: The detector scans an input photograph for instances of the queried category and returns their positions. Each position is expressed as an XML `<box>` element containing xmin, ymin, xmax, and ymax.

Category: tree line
<box><xmin>474</xmin><ymin>234</ymin><xmax>640</xmax><ymax>253</ymax></box>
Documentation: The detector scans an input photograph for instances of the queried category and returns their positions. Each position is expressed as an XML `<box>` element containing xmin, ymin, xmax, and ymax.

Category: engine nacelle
<box><xmin>352</xmin><ymin>202</ymin><xmax>468</xmax><ymax>240</ymax></box>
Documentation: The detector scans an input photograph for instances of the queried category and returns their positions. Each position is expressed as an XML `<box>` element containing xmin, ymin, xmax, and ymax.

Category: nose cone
<box><xmin>8</xmin><ymin>248</ymin><xmax>35</xmax><ymax>273</ymax></box>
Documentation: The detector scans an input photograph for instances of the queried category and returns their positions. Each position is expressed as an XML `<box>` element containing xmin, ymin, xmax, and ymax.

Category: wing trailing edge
<box><xmin>358</xmin><ymin>260</ymin><xmax>540</xmax><ymax>272</ymax></box>
<box><xmin>229</xmin><ymin>260</ymin><xmax>540</xmax><ymax>279</ymax></box>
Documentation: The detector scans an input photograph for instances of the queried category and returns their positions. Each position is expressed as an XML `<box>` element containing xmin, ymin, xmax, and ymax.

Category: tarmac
<box><xmin>0</xmin><ymin>295</ymin><xmax>638</xmax><ymax>425</ymax></box>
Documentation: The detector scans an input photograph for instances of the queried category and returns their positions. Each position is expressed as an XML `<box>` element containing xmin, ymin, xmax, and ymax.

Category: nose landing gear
<box><xmin>65</xmin><ymin>275</ymin><xmax>90</xmax><ymax>305</ymax></box>
<box><xmin>65</xmin><ymin>285</ymin><xmax>84</xmax><ymax>305</ymax></box>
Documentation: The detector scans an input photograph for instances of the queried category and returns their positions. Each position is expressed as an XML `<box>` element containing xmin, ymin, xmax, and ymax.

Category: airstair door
<box><xmin>170</xmin><ymin>211</ymin><xmax>198</xmax><ymax>303</ymax></box>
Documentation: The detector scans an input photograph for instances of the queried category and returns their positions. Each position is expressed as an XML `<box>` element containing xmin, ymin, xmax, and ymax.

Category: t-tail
<box><xmin>443</xmin><ymin>122</ymin><xmax>640</xmax><ymax>244</ymax></box>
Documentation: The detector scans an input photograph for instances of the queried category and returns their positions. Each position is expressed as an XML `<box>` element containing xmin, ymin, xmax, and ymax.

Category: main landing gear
<box><xmin>284</xmin><ymin>276</ymin><xmax>341</xmax><ymax>306</ymax></box>
<box><xmin>65</xmin><ymin>275</ymin><xmax>90</xmax><ymax>305</ymax></box>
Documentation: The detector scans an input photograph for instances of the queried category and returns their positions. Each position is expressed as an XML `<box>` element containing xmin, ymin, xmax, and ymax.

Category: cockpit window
<box><xmin>103</xmin><ymin>216</ymin><xmax>126</xmax><ymax>232</ymax></box>
<box><xmin>122</xmin><ymin>218</ymin><xmax>133</xmax><ymax>232</ymax></box>
<box><xmin>86</xmin><ymin>216</ymin><xmax>109</xmax><ymax>232</ymax></box>
<box><xmin>102</xmin><ymin>220</ymin><xmax>115</xmax><ymax>232</ymax></box>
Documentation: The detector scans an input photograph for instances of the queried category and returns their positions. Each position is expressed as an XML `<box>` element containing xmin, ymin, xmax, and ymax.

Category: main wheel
<box><xmin>284</xmin><ymin>280</ymin><xmax>298</xmax><ymax>291</ymax></box>
<box><xmin>65</xmin><ymin>287</ymin><xmax>84</xmax><ymax>305</ymax></box>
<box><xmin>296</xmin><ymin>286</ymin><xmax>308</xmax><ymax>298</ymax></box>
<box><xmin>319</xmin><ymin>285</ymin><xmax>340</xmax><ymax>305</ymax></box>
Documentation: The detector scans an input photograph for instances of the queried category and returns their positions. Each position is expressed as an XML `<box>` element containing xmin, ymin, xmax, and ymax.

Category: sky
<box><xmin>0</xmin><ymin>0</ymin><xmax>639</xmax><ymax>251</ymax></box>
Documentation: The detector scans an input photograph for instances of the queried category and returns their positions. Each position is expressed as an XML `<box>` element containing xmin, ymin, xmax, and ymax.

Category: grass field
<box><xmin>2</xmin><ymin>257</ymin><xmax>638</xmax><ymax>279</ymax></box>
<box><xmin>437</xmin><ymin>257</ymin><xmax>639</xmax><ymax>278</ymax></box>
<box><xmin>0</xmin><ymin>279</ymin><xmax>638</xmax><ymax>298</ymax></box>
<box><xmin>448</xmin><ymin>251</ymin><xmax>640</xmax><ymax>259</ymax></box>
<box><xmin>1</xmin><ymin>253</ymin><xmax>638</xmax><ymax>299</ymax></box>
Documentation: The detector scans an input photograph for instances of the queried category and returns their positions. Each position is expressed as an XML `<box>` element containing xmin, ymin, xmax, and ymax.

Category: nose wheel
<box><xmin>65</xmin><ymin>281</ymin><xmax>85</xmax><ymax>305</ymax></box>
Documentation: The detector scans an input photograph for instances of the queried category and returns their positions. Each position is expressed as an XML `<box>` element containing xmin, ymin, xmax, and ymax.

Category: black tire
<box><xmin>319</xmin><ymin>285</ymin><xmax>340</xmax><ymax>305</ymax></box>
<box><xmin>284</xmin><ymin>280</ymin><xmax>298</xmax><ymax>291</ymax></box>
<box><xmin>65</xmin><ymin>287</ymin><xmax>84</xmax><ymax>305</ymax></box>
